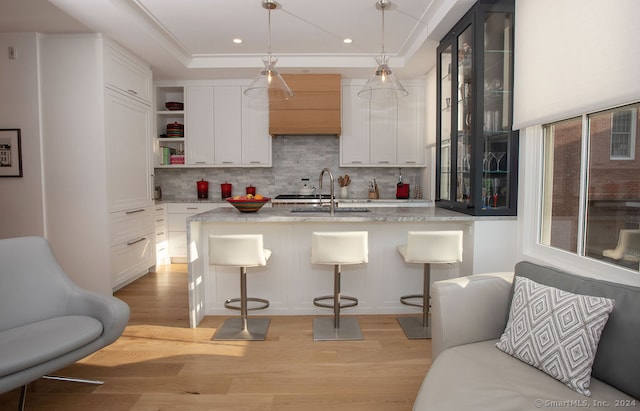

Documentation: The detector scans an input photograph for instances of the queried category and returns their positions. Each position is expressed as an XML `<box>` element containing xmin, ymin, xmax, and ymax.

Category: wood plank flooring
<box><xmin>0</xmin><ymin>264</ymin><xmax>431</xmax><ymax>410</ymax></box>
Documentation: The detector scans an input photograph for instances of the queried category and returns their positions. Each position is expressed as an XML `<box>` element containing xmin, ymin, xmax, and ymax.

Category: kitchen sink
<box><xmin>291</xmin><ymin>207</ymin><xmax>370</xmax><ymax>213</ymax></box>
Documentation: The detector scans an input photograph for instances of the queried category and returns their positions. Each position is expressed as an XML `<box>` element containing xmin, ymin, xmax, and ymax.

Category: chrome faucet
<box><xmin>319</xmin><ymin>168</ymin><xmax>335</xmax><ymax>215</ymax></box>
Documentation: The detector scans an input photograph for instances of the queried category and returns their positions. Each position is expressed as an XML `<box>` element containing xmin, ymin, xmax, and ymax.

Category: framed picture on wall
<box><xmin>0</xmin><ymin>129</ymin><xmax>23</xmax><ymax>177</ymax></box>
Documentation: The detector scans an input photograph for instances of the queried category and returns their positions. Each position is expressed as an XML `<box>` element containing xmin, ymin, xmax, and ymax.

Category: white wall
<box><xmin>0</xmin><ymin>33</ymin><xmax>45</xmax><ymax>238</ymax></box>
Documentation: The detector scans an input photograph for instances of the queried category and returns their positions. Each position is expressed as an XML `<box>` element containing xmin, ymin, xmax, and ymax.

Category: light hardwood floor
<box><xmin>0</xmin><ymin>264</ymin><xmax>431</xmax><ymax>410</ymax></box>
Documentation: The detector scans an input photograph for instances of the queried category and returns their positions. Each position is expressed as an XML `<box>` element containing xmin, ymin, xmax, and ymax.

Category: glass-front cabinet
<box><xmin>436</xmin><ymin>0</ymin><xmax>518</xmax><ymax>215</ymax></box>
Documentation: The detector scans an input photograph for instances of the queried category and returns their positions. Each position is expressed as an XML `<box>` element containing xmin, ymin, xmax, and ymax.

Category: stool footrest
<box><xmin>224</xmin><ymin>297</ymin><xmax>270</xmax><ymax>311</ymax></box>
<box><xmin>313</xmin><ymin>295</ymin><xmax>358</xmax><ymax>310</ymax></box>
<box><xmin>400</xmin><ymin>294</ymin><xmax>426</xmax><ymax>308</ymax></box>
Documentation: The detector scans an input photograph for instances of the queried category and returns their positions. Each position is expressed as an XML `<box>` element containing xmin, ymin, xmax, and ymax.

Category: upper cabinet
<box><xmin>436</xmin><ymin>0</ymin><xmax>518</xmax><ymax>216</ymax></box>
<box><xmin>341</xmin><ymin>80</ymin><xmax>425</xmax><ymax>167</ymax></box>
<box><xmin>154</xmin><ymin>82</ymin><xmax>272</xmax><ymax>168</ymax></box>
<box><xmin>104</xmin><ymin>43</ymin><xmax>153</xmax><ymax>104</ymax></box>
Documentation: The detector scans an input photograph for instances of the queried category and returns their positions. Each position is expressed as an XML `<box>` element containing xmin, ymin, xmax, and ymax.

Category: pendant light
<box><xmin>244</xmin><ymin>0</ymin><xmax>293</xmax><ymax>101</ymax></box>
<box><xmin>358</xmin><ymin>0</ymin><xmax>408</xmax><ymax>99</ymax></box>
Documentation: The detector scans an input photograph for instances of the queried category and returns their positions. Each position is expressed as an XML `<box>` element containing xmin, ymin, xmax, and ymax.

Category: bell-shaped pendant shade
<box><xmin>358</xmin><ymin>55</ymin><xmax>409</xmax><ymax>99</ymax></box>
<box><xmin>244</xmin><ymin>55</ymin><xmax>293</xmax><ymax>101</ymax></box>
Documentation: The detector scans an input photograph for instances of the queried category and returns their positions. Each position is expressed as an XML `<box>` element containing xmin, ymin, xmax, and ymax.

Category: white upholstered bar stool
<box><xmin>311</xmin><ymin>231</ymin><xmax>368</xmax><ymax>341</ymax></box>
<box><xmin>209</xmin><ymin>234</ymin><xmax>271</xmax><ymax>341</ymax></box>
<box><xmin>397</xmin><ymin>230</ymin><xmax>463</xmax><ymax>339</ymax></box>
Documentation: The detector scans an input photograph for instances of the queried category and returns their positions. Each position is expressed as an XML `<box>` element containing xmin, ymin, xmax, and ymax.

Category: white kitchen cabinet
<box><xmin>370</xmin><ymin>98</ymin><xmax>398</xmax><ymax>165</ymax></box>
<box><xmin>340</xmin><ymin>81</ymin><xmax>426</xmax><ymax>167</ymax></box>
<box><xmin>39</xmin><ymin>34</ymin><xmax>154</xmax><ymax>294</ymax></box>
<box><xmin>340</xmin><ymin>84</ymin><xmax>370</xmax><ymax>165</ymax></box>
<box><xmin>158</xmin><ymin>82</ymin><xmax>271</xmax><ymax>168</ymax></box>
<box><xmin>109</xmin><ymin>206</ymin><xmax>155</xmax><ymax>288</ymax></box>
<box><xmin>242</xmin><ymin>87</ymin><xmax>272</xmax><ymax>166</ymax></box>
<box><xmin>105</xmin><ymin>89</ymin><xmax>153</xmax><ymax>211</ymax></box>
<box><xmin>104</xmin><ymin>42</ymin><xmax>153</xmax><ymax>104</ymax></box>
<box><xmin>214</xmin><ymin>86</ymin><xmax>243</xmax><ymax>165</ymax></box>
<box><xmin>397</xmin><ymin>86</ymin><xmax>426</xmax><ymax>165</ymax></box>
<box><xmin>167</xmin><ymin>202</ymin><xmax>217</xmax><ymax>262</ymax></box>
<box><xmin>186</xmin><ymin>86</ymin><xmax>215</xmax><ymax>165</ymax></box>
<box><xmin>154</xmin><ymin>203</ymin><xmax>170</xmax><ymax>266</ymax></box>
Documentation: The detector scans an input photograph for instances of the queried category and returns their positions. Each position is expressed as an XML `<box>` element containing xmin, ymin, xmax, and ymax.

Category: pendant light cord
<box><xmin>380</xmin><ymin>2</ymin><xmax>385</xmax><ymax>56</ymax></box>
<box><xmin>267</xmin><ymin>5</ymin><xmax>272</xmax><ymax>56</ymax></box>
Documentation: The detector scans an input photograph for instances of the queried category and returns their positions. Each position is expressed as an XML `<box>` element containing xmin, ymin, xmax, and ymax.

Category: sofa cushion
<box><xmin>497</xmin><ymin>276</ymin><xmax>614</xmax><ymax>396</ymax></box>
<box><xmin>515</xmin><ymin>261</ymin><xmax>640</xmax><ymax>399</ymax></box>
<box><xmin>0</xmin><ymin>315</ymin><xmax>103</xmax><ymax>377</ymax></box>
<box><xmin>414</xmin><ymin>340</ymin><xmax>638</xmax><ymax>411</ymax></box>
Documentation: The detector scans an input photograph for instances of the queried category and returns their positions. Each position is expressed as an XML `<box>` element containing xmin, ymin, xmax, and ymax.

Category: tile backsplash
<box><xmin>155</xmin><ymin>135</ymin><xmax>426</xmax><ymax>200</ymax></box>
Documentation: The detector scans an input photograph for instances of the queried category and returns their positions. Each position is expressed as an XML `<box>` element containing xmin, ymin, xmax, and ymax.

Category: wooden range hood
<box><xmin>269</xmin><ymin>74</ymin><xmax>341</xmax><ymax>136</ymax></box>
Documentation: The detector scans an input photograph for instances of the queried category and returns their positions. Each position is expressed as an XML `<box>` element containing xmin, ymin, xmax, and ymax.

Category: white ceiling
<box><xmin>1</xmin><ymin>0</ymin><xmax>476</xmax><ymax>81</ymax></box>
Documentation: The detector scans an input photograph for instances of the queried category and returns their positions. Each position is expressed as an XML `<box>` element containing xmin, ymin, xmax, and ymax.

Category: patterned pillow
<box><xmin>496</xmin><ymin>276</ymin><xmax>615</xmax><ymax>396</ymax></box>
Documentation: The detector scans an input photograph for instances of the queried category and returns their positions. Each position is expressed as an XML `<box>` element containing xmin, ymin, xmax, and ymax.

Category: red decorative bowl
<box><xmin>226</xmin><ymin>197</ymin><xmax>271</xmax><ymax>213</ymax></box>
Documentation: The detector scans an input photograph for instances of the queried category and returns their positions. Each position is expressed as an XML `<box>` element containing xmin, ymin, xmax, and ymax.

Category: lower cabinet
<box><xmin>154</xmin><ymin>203</ymin><xmax>170</xmax><ymax>266</ymax></box>
<box><xmin>167</xmin><ymin>203</ymin><xmax>217</xmax><ymax>263</ymax></box>
<box><xmin>109</xmin><ymin>206</ymin><xmax>155</xmax><ymax>289</ymax></box>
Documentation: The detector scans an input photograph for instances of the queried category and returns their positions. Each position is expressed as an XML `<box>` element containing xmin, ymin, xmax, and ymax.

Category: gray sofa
<box><xmin>414</xmin><ymin>261</ymin><xmax>640</xmax><ymax>410</ymax></box>
<box><xmin>0</xmin><ymin>237</ymin><xmax>130</xmax><ymax>402</ymax></box>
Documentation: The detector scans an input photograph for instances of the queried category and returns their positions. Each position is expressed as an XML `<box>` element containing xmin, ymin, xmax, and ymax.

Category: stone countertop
<box><xmin>158</xmin><ymin>197</ymin><xmax>432</xmax><ymax>205</ymax></box>
<box><xmin>188</xmin><ymin>205</ymin><xmax>515</xmax><ymax>223</ymax></box>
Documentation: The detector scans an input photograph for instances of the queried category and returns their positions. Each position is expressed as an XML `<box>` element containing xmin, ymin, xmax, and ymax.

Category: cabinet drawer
<box><xmin>104</xmin><ymin>44</ymin><xmax>152</xmax><ymax>103</ymax></box>
<box><xmin>110</xmin><ymin>207</ymin><xmax>154</xmax><ymax>246</ymax></box>
<box><xmin>167</xmin><ymin>203</ymin><xmax>216</xmax><ymax>214</ymax></box>
<box><xmin>111</xmin><ymin>235</ymin><xmax>154</xmax><ymax>288</ymax></box>
<box><xmin>168</xmin><ymin>213</ymin><xmax>188</xmax><ymax>232</ymax></box>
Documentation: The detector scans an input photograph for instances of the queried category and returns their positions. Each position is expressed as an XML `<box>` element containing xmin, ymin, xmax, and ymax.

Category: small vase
<box><xmin>339</xmin><ymin>186</ymin><xmax>348</xmax><ymax>199</ymax></box>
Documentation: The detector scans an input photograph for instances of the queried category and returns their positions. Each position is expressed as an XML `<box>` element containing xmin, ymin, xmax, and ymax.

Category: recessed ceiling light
<box><xmin>343</xmin><ymin>38</ymin><xmax>353</xmax><ymax>44</ymax></box>
<box><xmin>233</xmin><ymin>38</ymin><xmax>243</xmax><ymax>44</ymax></box>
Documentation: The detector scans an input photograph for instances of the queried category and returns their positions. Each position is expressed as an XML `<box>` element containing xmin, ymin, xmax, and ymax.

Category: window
<box><xmin>610</xmin><ymin>109</ymin><xmax>636</xmax><ymax>160</ymax></box>
<box><xmin>541</xmin><ymin>103</ymin><xmax>639</xmax><ymax>272</ymax></box>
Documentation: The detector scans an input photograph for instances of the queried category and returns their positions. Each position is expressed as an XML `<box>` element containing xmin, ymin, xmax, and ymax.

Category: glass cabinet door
<box><xmin>439</xmin><ymin>44</ymin><xmax>452</xmax><ymax>201</ymax></box>
<box><xmin>436</xmin><ymin>0</ymin><xmax>518</xmax><ymax>216</ymax></box>
<box><xmin>481</xmin><ymin>11</ymin><xmax>514</xmax><ymax>211</ymax></box>
<box><xmin>457</xmin><ymin>26</ymin><xmax>473</xmax><ymax>205</ymax></box>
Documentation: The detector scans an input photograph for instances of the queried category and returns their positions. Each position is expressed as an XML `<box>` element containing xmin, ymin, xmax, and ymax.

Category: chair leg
<box><xmin>18</xmin><ymin>385</ymin><xmax>26</xmax><ymax>411</ymax></box>
<box><xmin>240</xmin><ymin>266</ymin><xmax>248</xmax><ymax>331</ymax></box>
<box><xmin>333</xmin><ymin>264</ymin><xmax>341</xmax><ymax>328</ymax></box>
<box><xmin>422</xmin><ymin>263</ymin><xmax>431</xmax><ymax>327</ymax></box>
<box><xmin>397</xmin><ymin>262</ymin><xmax>432</xmax><ymax>339</ymax></box>
<box><xmin>17</xmin><ymin>376</ymin><xmax>104</xmax><ymax>411</ymax></box>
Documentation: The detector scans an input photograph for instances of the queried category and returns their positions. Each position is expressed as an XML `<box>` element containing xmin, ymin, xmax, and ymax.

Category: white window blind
<box><xmin>512</xmin><ymin>0</ymin><xmax>640</xmax><ymax>130</ymax></box>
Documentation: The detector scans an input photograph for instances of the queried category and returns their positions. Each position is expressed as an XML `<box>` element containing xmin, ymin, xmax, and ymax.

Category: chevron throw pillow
<box><xmin>496</xmin><ymin>276</ymin><xmax>615</xmax><ymax>396</ymax></box>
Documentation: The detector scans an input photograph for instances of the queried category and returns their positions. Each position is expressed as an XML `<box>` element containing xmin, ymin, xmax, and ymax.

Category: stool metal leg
<box><xmin>397</xmin><ymin>263</ymin><xmax>431</xmax><ymax>339</ymax></box>
<box><xmin>214</xmin><ymin>267</ymin><xmax>270</xmax><ymax>341</ymax></box>
<box><xmin>313</xmin><ymin>264</ymin><xmax>362</xmax><ymax>341</ymax></box>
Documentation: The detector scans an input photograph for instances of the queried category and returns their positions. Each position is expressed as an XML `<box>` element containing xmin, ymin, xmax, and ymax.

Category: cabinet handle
<box><xmin>127</xmin><ymin>89</ymin><xmax>139</xmax><ymax>95</ymax></box>
<box><xmin>249</xmin><ymin>161</ymin><xmax>261</xmax><ymax>164</ymax></box>
<box><xmin>350</xmin><ymin>161</ymin><xmax>362</xmax><ymax>164</ymax></box>
<box><xmin>125</xmin><ymin>208</ymin><xmax>146</xmax><ymax>215</ymax></box>
<box><xmin>156</xmin><ymin>218</ymin><xmax>165</xmax><ymax>223</ymax></box>
<box><xmin>156</xmin><ymin>232</ymin><xmax>165</xmax><ymax>236</ymax></box>
<box><xmin>194</xmin><ymin>161</ymin><xmax>207</xmax><ymax>164</ymax></box>
<box><xmin>405</xmin><ymin>161</ymin><xmax>417</xmax><ymax>164</ymax></box>
<box><xmin>222</xmin><ymin>161</ymin><xmax>234</xmax><ymax>164</ymax></box>
<box><xmin>186</xmin><ymin>207</ymin><xmax>198</xmax><ymax>210</ymax></box>
<box><xmin>378</xmin><ymin>161</ymin><xmax>390</xmax><ymax>164</ymax></box>
<box><xmin>127</xmin><ymin>237</ymin><xmax>146</xmax><ymax>246</ymax></box>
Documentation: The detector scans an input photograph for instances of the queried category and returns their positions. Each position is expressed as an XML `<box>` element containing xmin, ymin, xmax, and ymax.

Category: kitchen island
<box><xmin>187</xmin><ymin>206</ymin><xmax>517</xmax><ymax>327</ymax></box>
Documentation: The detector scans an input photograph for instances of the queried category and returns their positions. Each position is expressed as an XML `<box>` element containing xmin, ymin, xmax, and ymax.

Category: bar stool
<box><xmin>209</xmin><ymin>234</ymin><xmax>271</xmax><ymax>341</ymax></box>
<box><xmin>311</xmin><ymin>231</ymin><xmax>368</xmax><ymax>341</ymax></box>
<box><xmin>397</xmin><ymin>231</ymin><xmax>463</xmax><ymax>339</ymax></box>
